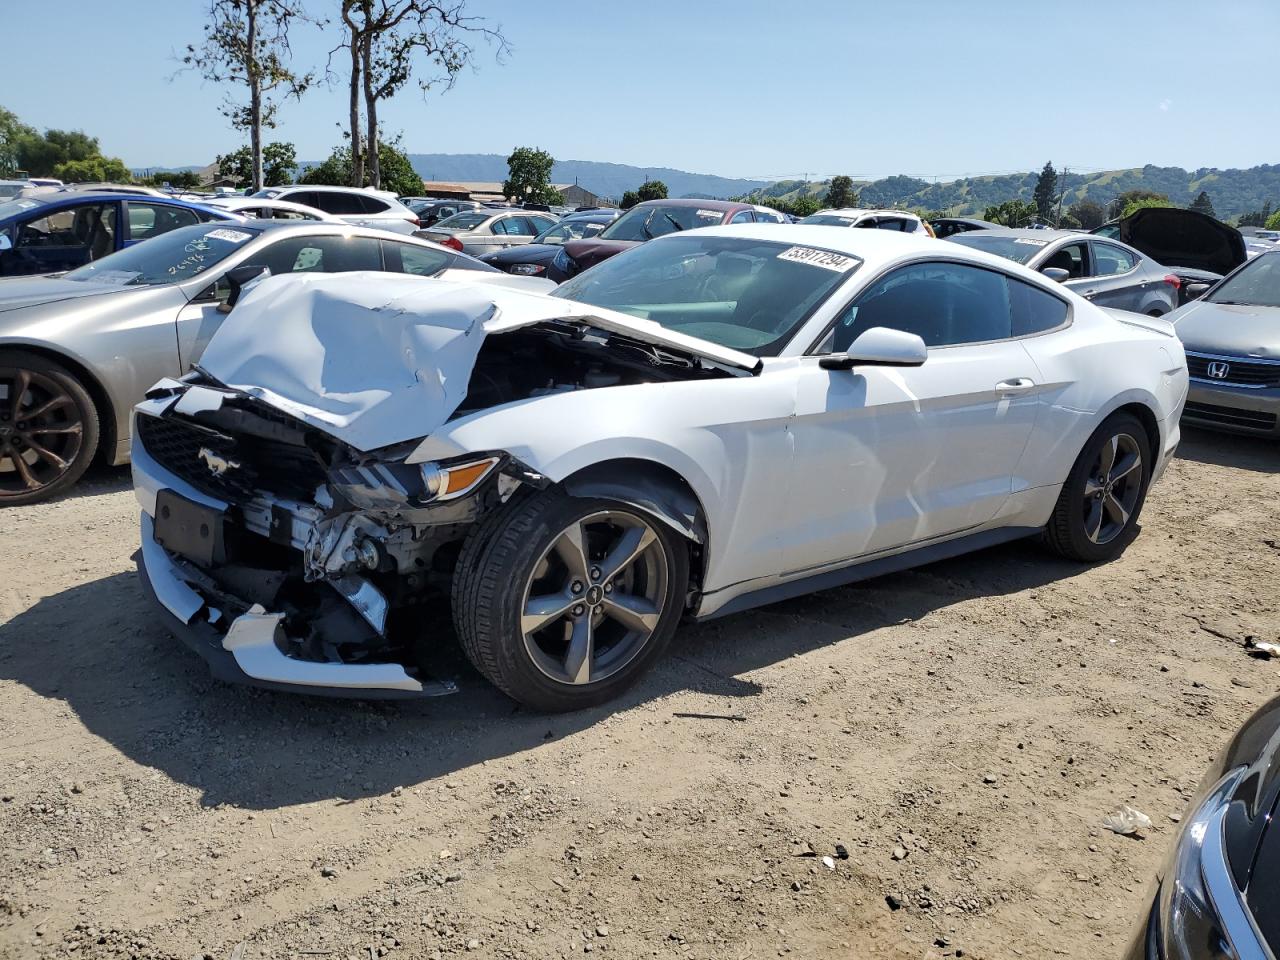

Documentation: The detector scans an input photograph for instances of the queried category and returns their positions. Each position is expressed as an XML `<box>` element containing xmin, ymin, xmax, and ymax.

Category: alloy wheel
<box><xmin>520</xmin><ymin>510</ymin><xmax>669</xmax><ymax>686</ymax></box>
<box><xmin>1082</xmin><ymin>432</ymin><xmax>1143</xmax><ymax>545</ymax></box>
<box><xmin>0</xmin><ymin>367</ymin><xmax>85</xmax><ymax>500</ymax></box>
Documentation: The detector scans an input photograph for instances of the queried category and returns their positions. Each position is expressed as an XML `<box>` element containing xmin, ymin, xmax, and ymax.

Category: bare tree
<box><xmin>335</xmin><ymin>1</ymin><xmax>507</xmax><ymax>189</ymax></box>
<box><xmin>184</xmin><ymin>0</ymin><xmax>315</xmax><ymax>191</ymax></box>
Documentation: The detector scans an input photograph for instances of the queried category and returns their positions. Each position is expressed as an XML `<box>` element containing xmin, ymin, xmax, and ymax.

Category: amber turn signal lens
<box><xmin>441</xmin><ymin>458</ymin><xmax>499</xmax><ymax>497</ymax></box>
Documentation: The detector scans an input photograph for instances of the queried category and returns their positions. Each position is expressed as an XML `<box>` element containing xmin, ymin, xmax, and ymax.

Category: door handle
<box><xmin>996</xmin><ymin>378</ymin><xmax>1035</xmax><ymax>395</ymax></box>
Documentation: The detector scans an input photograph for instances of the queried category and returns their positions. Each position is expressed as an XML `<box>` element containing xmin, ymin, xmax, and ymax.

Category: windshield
<box><xmin>434</xmin><ymin>211</ymin><xmax>490</xmax><ymax>231</ymax></box>
<box><xmin>0</xmin><ymin>197</ymin><xmax>45</xmax><ymax>220</ymax></box>
<box><xmin>536</xmin><ymin>221</ymin><xmax>603</xmax><ymax>244</ymax></box>
<box><xmin>0</xmin><ymin>184</ymin><xmax>26</xmax><ymax>200</ymax></box>
<box><xmin>251</xmin><ymin>188</ymin><xmax>283</xmax><ymax>199</ymax></box>
<box><xmin>801</xmin><ymin>214</ymin><xmax>861</xmax><ymax>227</ymax></box>
<box><xmin>947</xmin><ymin>233</ymin><xmax>1048</xmax><ymax>265</ymax></box>
<box><xmin>63</xmin><ymin>223</ymin><xmax>262</xmax><ymax>286</ymax></box>
<box><xmin>552</xmin><ymin>235</ymin><xmax>860</xmax><ymax>356</ymax></box>
<box><xmin>599</xmin><ymin>205</ymin><xmax>726</xmax><ymax>242</ymax></box>
<box><xmin>1207</xmin><ymin>254</ymin><xmax>1280</xmax><ymax>308</ymax></box>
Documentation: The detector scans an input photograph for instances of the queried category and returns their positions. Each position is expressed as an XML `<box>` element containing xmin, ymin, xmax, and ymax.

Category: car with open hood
<box><xmin>0</xmin><ymin>221</ymin><xmax>551</xmax><ymax>505</ymax></box>
<box><xmin>131</xmin><ymin>224</ymin><xmax>1186</xmax><ymax>711</ymax></box>
<box><xmin>1093</xmin><ymin>207</ymin><xmax>1247</xmax><ymax>305</ymax></box>
<box><xmin>1125</xmin><ymin>693</ymin><xmax>1280</xmax><ymax>960</ymax></box>
<box><xmin>551</xmin><ymin>199</ymin><xmax>784</xmax><ymax>281</ymax></box>
<box><xmin>1169</xmin><ymin>248</ymin><xmax>1280</xmax><ymax>436</ymax></box>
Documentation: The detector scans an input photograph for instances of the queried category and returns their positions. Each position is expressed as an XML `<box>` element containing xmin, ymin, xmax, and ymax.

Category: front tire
<box><xmin>452</xmin><ymin>488</ymin><xmax>689</xmax><ymax>712</ymax></box>
<box><xmin>1044</xmin><ymin>412</ymin><xmax>1151</xmax><ymax>562</ymax></box>
<box><xmin>0</xmin><ymin>351</ymin><xmax>99</xmax><ymax>507</ymax></box>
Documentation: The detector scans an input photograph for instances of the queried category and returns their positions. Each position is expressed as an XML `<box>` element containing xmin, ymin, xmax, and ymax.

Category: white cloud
<box><xmin>1159</xmin><ymin>98</ymin><xmax>1172</xmax><ymax>112</ymax></box>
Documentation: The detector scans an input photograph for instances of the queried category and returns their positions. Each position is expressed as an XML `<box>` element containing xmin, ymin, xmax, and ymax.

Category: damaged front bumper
<box><xmin>130</xmin><ymin>385</ymin><xmax>531</xmax><ymax>699</ymax></box>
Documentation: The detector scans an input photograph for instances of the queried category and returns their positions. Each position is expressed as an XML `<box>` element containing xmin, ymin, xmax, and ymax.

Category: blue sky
<box><xmin>6</xmin><ymin>0</ymin><xmax>1277</xmax><ymax>180</ymax></box>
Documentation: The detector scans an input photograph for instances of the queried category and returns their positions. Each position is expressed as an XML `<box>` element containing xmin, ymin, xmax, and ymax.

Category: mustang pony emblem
<box><xmin>198</xmin><ymin>447</ymin><xmax>241</xmax><ymax>477</ymax></box>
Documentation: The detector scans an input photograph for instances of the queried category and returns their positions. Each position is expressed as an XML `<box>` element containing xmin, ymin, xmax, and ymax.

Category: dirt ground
<box><xmin>1</xmin><ymin>427</ymin><xmax>1278</xmax><ymax>960</ymax></box>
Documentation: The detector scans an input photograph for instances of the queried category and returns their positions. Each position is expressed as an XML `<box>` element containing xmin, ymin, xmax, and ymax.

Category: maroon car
<box><xmin>552</xmin><ymin>198</ymin><xmax>784</xmax><ymax>281</ymax></box>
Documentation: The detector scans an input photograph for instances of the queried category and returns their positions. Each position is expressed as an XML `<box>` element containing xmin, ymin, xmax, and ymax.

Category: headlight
<box><xmin>1156</xmin><ymin>767</ymin><xmax>1266</xmax><ymax>959</ymax></box>
<box><xmin>419</xmin><ymin>456</ymin><xmax>500</xmax><ymax>502</ymax></box>
<box><xmin>510</xmin><ymin>263</ymin><xmax>546</xmax><ymax>276</ymax></box>
<box><xmin>553</xmin><ymin>247</ymin><xmax>573</xmax><ymax>274</ymax></box>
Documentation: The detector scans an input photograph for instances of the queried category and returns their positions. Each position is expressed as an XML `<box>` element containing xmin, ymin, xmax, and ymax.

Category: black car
<box><xmin>1127</xmin><ymin>694</ymin><xmax>1280</xmax><ymax>959</ymax></box>
<box><xmin>477</xmin><ymin>213</ymin><xmax>616</xmax><ymax>281</ymax></box>
<box><xmin>930</xmin><ymin>216</ymin><xmax>1000</xmax><ymax>238</ymax></box>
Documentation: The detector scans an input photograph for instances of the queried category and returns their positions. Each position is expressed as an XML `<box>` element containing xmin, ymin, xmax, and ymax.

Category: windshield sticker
<box><xmin>12</xmin><ymin>199</ymin><xmax>39</xmax><ymax>211</ymax></box>
<box><xmin>776</xmin><ymin>246</ymin><xmax>858</xmax><ymax>272</ymax></box>
<box><xmin>84</xmin><ymin>270</ymin><xmax>142</xmax><ymax>286</ymax></box>
<box><xmin>1013</xmin><ymin>238</ymin><xmax>1049</xmax><ymax>246</ymax></box>
<box><xmin>696</xmin><ymin>210</ymin><xmax>722</xmax><ymax>219</ymax></box>
<box><xmin>206</xmin><ymin>228</ymin><xmax>252</xmax><ymax>244</ymax></box>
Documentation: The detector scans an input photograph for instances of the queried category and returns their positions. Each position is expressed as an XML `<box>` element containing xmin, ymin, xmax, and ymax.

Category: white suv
<box><xmin>251</xmin><ymin>185</ymin><xmax>420</xmax><ymax>235</ymax></box>
<box><xmin>799</xmin><ymin>208</ymin><xmax>931</xmax><ymax>235</ymax></box>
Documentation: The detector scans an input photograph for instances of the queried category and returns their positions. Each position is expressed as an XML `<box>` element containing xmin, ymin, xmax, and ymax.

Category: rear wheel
<box><xmin>1044</xmin><ymin>412</ymin><xmax>1151</xmax><ymax>562</ymax></box>
<box><xmin>452</xmin><ymin>489</ymin><xmax>689</xmax><ymax>712</ymax></box>
<box><xmin>0</xmin><ymin>351</ymin><xmax>99</xmax><ymax>506</ymax></box>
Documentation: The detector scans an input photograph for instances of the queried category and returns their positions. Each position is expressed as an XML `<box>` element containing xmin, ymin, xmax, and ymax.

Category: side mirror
<box><xmin>1041</xmin><ymin>267</ymin><xmax>1070</xmax><ymax>283</ymax></box>
<box><xmin>820</xmin><ymin>326</ymin><xmax>928</xmax><ymax>370</ymax></box>
<box><xmin>0</xmin><ymin>234</ymin><xmax>11</xmax><ymax>252</ymax></box>
<box><xmin>1185</xmin><ymin>282</ymin><xmax>1212</xmax><ymax>300</ymax></box>
<box><xmin>218</xmin><ymin>265</ymin><xmax>270</xmax><ymax>314</ymax></box>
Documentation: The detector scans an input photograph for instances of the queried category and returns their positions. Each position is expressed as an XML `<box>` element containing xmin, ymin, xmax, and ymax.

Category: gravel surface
<box><xmin>1</xmin><ymin>428</ymin><xmax>1277</xmax><ymax>960</ymax></box>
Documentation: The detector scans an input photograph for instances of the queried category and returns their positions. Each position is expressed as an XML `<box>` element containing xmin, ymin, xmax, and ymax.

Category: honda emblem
<box><xmin>1206</xmin><ymin>361</ymin><xmax>1230</xmax><ymax>380</ymax></box>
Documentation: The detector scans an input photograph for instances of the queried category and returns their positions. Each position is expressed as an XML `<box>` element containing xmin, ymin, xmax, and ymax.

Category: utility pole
<box><xmin>1055</xmin><ymin>166</ymin><xmax>1070</xmax><ymax>225</ymax></box>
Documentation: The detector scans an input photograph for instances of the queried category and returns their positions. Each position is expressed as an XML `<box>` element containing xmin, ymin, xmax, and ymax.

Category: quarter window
<box><xmin>1008</xmin><ymin>276</ymin><xmax>1069</xmax><ymax>336</ymax></box>
<box><xmin>1090</xmin><ymin>242</ymin><xmax>1137</xmax><ymax>276</ymax></box>
<box><xmin>381</xmin><ymin>240</ymin><xmax>451</xmax><ymax>276</ymax></box>
<box><xmin>126</xmin><ymin>202</ymin><xmax>200</xmax><ymax>241</ymax></box>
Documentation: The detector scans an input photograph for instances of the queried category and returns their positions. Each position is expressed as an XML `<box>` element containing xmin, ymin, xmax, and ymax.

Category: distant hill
<box><xmin>404</xmin><ymin>153</ymin><xmax>769</xmax><ymax>201</ymax></box>
<box><xmin>750</xmin><ymin>164</ymin><xmax>1280</xmax><ymax>223</ymax></box>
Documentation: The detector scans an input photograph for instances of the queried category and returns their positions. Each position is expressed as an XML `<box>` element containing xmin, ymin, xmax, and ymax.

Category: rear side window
<box><xmin>1090</xmin><ymin>242</ymin><xmax>1137</xmax><ymax>276</ymax></box>
<box><xmin>1008</xmin><ymin>277</ymin><xmax>1069</xmax><ymax>336</ymax></box>
<box><xmin>311</xmin><ymin>191</ymin><xmax>367</xmax><ymax>216</ymax></box>
<box><xmin>244</xmin><ymin>235</ymin><xmax>382</xmax><ymax>274</ymax></box>
<box><xmin>381</xmin><ymin>240</ymin><xmax>451</xmax><ymax>277</ymax></box>
<box><xmin>126</xmin><ymin>202</ymin><xmax>200</xmax><ymax>241</ymax></box>
<box><xmin>357</xmin><ymin>194</ymin><xmax>390</xmax><ymax>214</ymax></box>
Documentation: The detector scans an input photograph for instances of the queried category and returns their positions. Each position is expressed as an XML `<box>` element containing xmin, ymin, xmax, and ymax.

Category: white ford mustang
<box><xmin>131</xmin><ymin>225</ymin><xmax>1188</xmax><ymax>711</ymax></box>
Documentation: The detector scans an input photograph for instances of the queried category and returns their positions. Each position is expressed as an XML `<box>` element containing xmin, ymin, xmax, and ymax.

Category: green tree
<box><xmin>619</xmin><ymin>190</ymin><xmax>639</xmax><ymax>210</ymax></box>
<box><xmin>1265</xmin><ymin>209</ymin><xmax>1280</xmax><ymax>231</ymax></box>
<box><xmin>636</xmin><ymin>179</ymin><xmax>668</xmax><ymax>202</ymax></box>
<box><xmin>217</xmin><ymin>141</ymin><xmax>297</xmax><ymax>186</ymax></box>
<box><xmin>15</xmin><ymin>127</ymin><xmax>101</xmax><ymax>176</ymax></box>
<box><xmin>1110</xmin><ymin>189</ymin><xmax>1168</xmax><ymax>220</ymax></box>
<box><xmin>824</xmin><ymin>174</ymin><xmax>859</xmax><ymax>209</ymax></box>
<box><xmin>1240</xmin><ymin>201</ymin><xmax>1272</xmax><ymax>227</ymax></box>
<box><xmin>52</xmin><ymin>155</ymin><xmax>131</xmax><ymax>183</ymax></box>
<box><xmin>0</xmin><ymin>106</ymin><xmax>37</xmax><ymax>177</ymax></box>
<box><xmin>183</xmin><ymin>0</ymin><xmax>314</xmax><ymax>191</ymax></box>
<box><xmin>338</xmin><ymin>0</ymin><xmax>507</xmax><ymax>189</ymax></box>
<box><xmin>502</xmin><ymin>146</ymin><xmax>559</xmax><ymax>204</ymax></box>
<box><xmin>983</xmin><ymin>199</ymin><xmax>1039</xmax><ymax>227</ymax></box>
<box><xmin>1189</xmin><ymin>190</ymin><xmax>1216</xmax><ymax>219</ymax></box>
<box><xmin>139</xmin><ymin>170</ymin><xmax>203</xmax><ymax>189</ymax></box>
<box><xmin>1032</xmin><ymin>162</ymin><xmax>1058</xmax><ymax>221</ymax></box>
<box><xmin>298</xmin><ymin>139</ymin><xmax>421</xmax><ymax>196</ymax></box>
<box><xmin>1121</xmin><ymin>196</ymin><xmax>1173</xmax><ymax>218</ymax></box>
<box><xmin>1067</xmin><ymin>199</ymin><xmax>1105</xmax><ymax>229</ymax></box>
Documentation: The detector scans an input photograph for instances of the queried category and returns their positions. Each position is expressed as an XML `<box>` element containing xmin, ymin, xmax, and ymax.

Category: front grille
<box><xmin>137</xmin><ymin>413</ymin><xmax>329</xmax><ymax>503</ymax></box>
<box><xmin>1183</xmin><ymin>401</ymin><xmax>1278</xmax><ymax>431</ymax></box>
<box><xmin>1186</xmin><ymin>352</ymin><xmax>1280</xmax><ymax>388</ymax></box>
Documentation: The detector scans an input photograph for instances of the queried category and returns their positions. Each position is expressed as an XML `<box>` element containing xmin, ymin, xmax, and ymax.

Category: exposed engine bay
<box><xmin>134</xmin><ymin>317</ymin><xmax>730</xmax><ymax>691</ymax></box>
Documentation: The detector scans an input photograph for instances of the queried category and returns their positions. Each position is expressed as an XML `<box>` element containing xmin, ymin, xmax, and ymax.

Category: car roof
<box><xmin>811</xmin><ymin>208</ymin><xmax>920</xmax><ymax>219</ymax></box>
<box><xmin>1</xmin><ymin>192</ymin><xmax>231</xmax><ymax>215</ymax></box>
<box><xmin>633</xmin><ymin>198</ymin><xmax>748</xmax><ymax>211</ymax></box>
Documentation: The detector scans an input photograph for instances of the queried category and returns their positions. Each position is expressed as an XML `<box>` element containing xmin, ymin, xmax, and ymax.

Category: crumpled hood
<box><xmin>197</xmin><ymin>271</ymin><xmax>759</xmax><ymax>451</ymax></box>
<box><xmin>0</xmin><ymin>275</ymin><xmax>131</xmax><ymax>313</ymax></box>
<box><xmin>1172</xmin><ymin>299</ymin><xmax>1280</xmax><ymax>358</ymax></box>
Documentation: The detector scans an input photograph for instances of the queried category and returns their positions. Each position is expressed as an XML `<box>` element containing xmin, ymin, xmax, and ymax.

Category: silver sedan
<box><xmin>415</xmin><ymin>209</ymin><xmax>560</xmax><ymax>256</ymax></box>
<box><xmin>0</xmin><ymin>221</ymin><xmax>552</xmax><ymax>505</ymax></box>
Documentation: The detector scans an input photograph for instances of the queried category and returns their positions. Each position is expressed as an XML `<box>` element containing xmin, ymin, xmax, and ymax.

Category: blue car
<box><xmin>0</xmin><ymin>192</ymin><xmax>236</xmax><ymax>277</ymax></box>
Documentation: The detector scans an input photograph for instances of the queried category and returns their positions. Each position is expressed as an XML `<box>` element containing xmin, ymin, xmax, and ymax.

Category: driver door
<box><xmin>782</xmin><ymin>260</ymin><xmax>1042</xmax><ymax>574</ymax></box>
